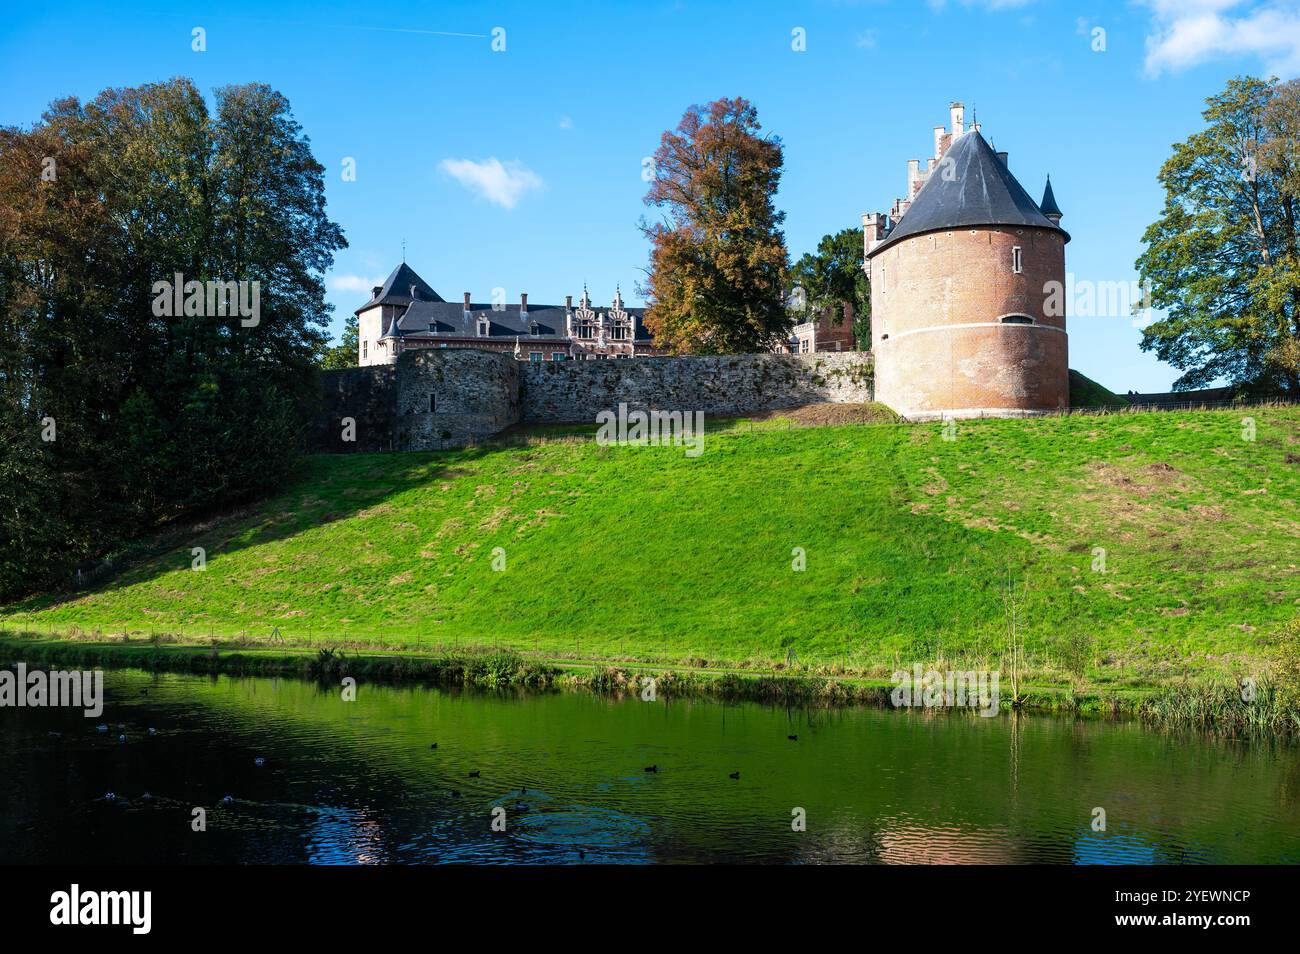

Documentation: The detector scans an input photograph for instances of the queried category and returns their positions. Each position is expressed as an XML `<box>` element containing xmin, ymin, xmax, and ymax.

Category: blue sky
<box><xmin>4</xmin><ymin>0</ymin><xmax>1300</xmax><ymax>391</ymax></box>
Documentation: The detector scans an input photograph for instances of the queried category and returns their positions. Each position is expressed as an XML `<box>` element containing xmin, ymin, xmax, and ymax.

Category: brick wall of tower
<box><xmin>870</xmin><ymin>225</ymin><xmax>1068</xmax><ymax>418</ymax></box>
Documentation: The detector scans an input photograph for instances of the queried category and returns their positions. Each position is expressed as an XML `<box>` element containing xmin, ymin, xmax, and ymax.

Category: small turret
<box><xmin>1040</xmin><ymin>175</ymin><xmax>1063</xmax><ymax>224</ymax></box>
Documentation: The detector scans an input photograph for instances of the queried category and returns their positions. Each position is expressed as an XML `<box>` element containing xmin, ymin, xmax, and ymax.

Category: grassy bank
<box><xmin>3</xmin><ymin>405</ymin><xmax>1298</xmax><ymax>690</ymax></box>
<box><xmin>3</xmin><ymin>632</ymin><xmax>1296</xmax><ymax>737</ymax></box>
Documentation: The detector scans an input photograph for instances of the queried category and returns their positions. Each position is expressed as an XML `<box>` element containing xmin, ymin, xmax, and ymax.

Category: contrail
<box><xmin>214</xmin><ymin>18</ymin><xmax>489</xmax><ymax>40</ymax></box>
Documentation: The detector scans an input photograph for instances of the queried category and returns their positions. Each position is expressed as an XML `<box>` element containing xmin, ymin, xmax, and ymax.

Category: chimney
<box><xmin>933</xmin><ymin>126</ymin><xmax>946</xmax><ymax>160</ymax></box>
<box><xmin>463</xmin><ymin>291</ymin><xmax>471</xmax><ymax>314</ymax></box>
<box><xmin>863</xmin><ymin>212</ymin><xmax>886</xmax><ymax>253</ymax></box>
<box><xmin>997</xmin><ymin>151</ymin><xmax>1009</xmax><ymax>168</ymax></box>
<box><xmin>520</xmin><ymin>292</ymin><xmax>528</xmax><ymax>315</ymax></box>
<box><xmin>907</xmin><ymin>159</ymin><xmax>922</xmax><ymax>197</ymax></box>
<box><xmin>950</xmin><ymin>102</ymin><xmax>965</xmax><ymax>138</ymax></box>
<box><xmin>565</xmin><ymin>294</ymin><xmax>573</xmax><ymax>310</ymax></box>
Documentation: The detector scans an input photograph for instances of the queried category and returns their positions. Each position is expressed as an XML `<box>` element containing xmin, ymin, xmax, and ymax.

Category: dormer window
<box><xmin>477</xmin><ymin>317</ymin><xmax>489</xmax><ymax>337</ymax></box>
<box><xmin>529</xmin><ymin>322</ymin><xmax>540</xmax><ymax>336</ymax></box>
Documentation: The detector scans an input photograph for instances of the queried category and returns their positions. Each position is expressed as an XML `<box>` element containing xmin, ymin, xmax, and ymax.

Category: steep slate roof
<box><xmin>1039</xmin><ymin>175</ymin><xmax>1062</xmax><ymax>218</ymax></box>
<box><xmin>354</xmin><ymin>263</ymin><xmax>445</xmax><ymax>313</ymax></box>
<box><xmin>380</xmin><ymin>297</ymin><xmax>653</xmax><ymax>342</ymax></box>
<box><xmin>359</xmin><ymin>262</ymin><xmax>652</xmax><ymax>343</ymax></box>
<box><xmin>869</xmin><ymin>130</ymin><xmax>1069</xmax><ymax>256</ymax></box>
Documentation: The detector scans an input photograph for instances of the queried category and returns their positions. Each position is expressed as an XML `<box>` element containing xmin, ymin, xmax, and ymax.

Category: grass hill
<box><xmin>1069</xmin><ymin>369</ymin><xmax>1131</xmax><ymax>409</ymax></box>
<box><xmin>4</xmin><ymin>406</ymin><xmax>1298</xmax><ymax>684</ymax></box>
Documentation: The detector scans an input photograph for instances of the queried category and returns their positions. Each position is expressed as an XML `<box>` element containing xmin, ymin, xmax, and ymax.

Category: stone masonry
<box><xmin>519</xmin><ymin>352</ymin><xmax>874</xmax><ymax>423</ymax></box>
<box><xmin>315</xmin><ymin>349</ymin><xmax>875</xmax><ymax>452</ymax></box>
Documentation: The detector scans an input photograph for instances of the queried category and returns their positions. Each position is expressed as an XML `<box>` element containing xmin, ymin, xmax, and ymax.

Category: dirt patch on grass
<box><xmin>745</xmin><ymin>403</ymin><xmax>898</xmax><ymax>426</ymax></box>
<box><xmin>478</xmin><ymin>507</ymin><xmax>514</xmax><ymax>532</ymax></box>
<box><xmin>921</xmin><ymin>468</ymin><xmax>949</xmax><ymax>496</ymax></box>
<box><xmin>435</xmin><ymin>518</ymin><xmax>465</xmax><ymax>539</ymax></box>
<box><xmin>1087</xmin><ymin>460</ymin><xmax>1190</xmax><ymax>495</ymax></box>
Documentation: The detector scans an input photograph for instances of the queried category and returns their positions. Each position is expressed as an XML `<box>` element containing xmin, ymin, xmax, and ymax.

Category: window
<box><xmin>477</xmin><ymin>317</ymin><xmax>489</xmax><ymax>337</ymax></box>
<box><xmin>1011</xmin><ymin>246</ymin><xmax>1023</xmax><ymax>273</ymax></box>
<box><xmin>529</xmin><ymin>322</ymin><xmax>540</xmax><ymax>336</ymax></box>
<box><xmin>1000</xmin><ymin>314</ymin><xmax>1034</xmax><ymax>325</ymax></box>
<box><xmin>429</xmin><ymin>393</ymin><xmax>436</xmax><ymax>412</ymax></box>
<box><xmin>550</xmin><ymin>352</ymin><xmax>565</xmax><ymax>361</ymax></box>
<box><xmin>529</xmin><ymin>352</ymin><xmax>543</xmax><ymax>362</ymax></box>
<box><xmin>362</xmin><ymin>340</ymin><xmax>368</xmax><ymax>359</ymax></box>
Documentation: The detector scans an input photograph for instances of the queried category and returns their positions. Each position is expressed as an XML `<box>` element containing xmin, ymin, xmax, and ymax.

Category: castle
<box><xmin>863</xmin><ymin>102</ymin><xmax>1069</xmax><ymax>419</ymax></box>
<box><xmin>337</xmin><ymin>101</ymin><xmax>1070</xmax><ymax>440</ymax></box>
<box><xmin>355</xmin><ymin>263</ymin><xmax>660</xmax><ymax>366</ymax></box>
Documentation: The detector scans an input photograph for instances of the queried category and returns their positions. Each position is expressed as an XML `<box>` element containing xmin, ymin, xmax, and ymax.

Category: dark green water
<box><xmin>2</xmin><ymin>668</ymin><xmax>1298</xmax><ymax>864</ymax></box>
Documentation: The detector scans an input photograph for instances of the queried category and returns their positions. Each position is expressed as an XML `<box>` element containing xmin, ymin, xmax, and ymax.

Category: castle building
<box><xmin>786</xmin><ymin>305</ymin><xmax>859</xmax><ymax>354</ymax></box>
<box><xmin>863</xmin><ymin>103</ymin><xmax>1069</xmax><ymax>419</ymax></box>
<box><xmin>356</xmin><ymin>263</ymin><xmax>659</xmax><ymax>366</ymax></box>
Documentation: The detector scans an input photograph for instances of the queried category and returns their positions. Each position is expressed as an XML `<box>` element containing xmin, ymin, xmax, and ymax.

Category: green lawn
<box><xmin>4</xmin><ymin>406</ymin><xmax>1298</xmax><ymax>683</ymax></box>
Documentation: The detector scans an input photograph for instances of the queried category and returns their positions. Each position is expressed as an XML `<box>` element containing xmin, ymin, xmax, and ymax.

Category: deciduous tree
<box><xmin>788</xmin><ymin>227</ymin><xmax>871</xmax><ymax>348</ymax></box>
<box><xmin>640</xmin><ymin>98</ymin><xmax>790</xmax><ymax>354</ymax></box>
<box><xmin>1137</xmin><ymin>75</ymin><xmax>1300</xmax><ymax>394</ymax></box>
<box><xmin>0</xmin><ymin>78</ymin><xmax>345</xmax><ymax>599</ymax></box>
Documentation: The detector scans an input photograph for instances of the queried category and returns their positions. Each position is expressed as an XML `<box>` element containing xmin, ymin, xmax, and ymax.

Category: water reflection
<box><xmin>1</xmin><ymin>669</ymin><xmax>1297</xmax><ymax>865</ymax></box>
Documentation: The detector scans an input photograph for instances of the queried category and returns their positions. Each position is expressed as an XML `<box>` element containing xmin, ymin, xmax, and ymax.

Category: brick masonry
<box><xmin>313</xmin><ymin>350</ymin><xmax>875</xmax><ymax>451</ymax></box>
<box><xmin>869</xmin><ymin>226</ymin><xmax>1068</xmax><ymax>418</ymax></box>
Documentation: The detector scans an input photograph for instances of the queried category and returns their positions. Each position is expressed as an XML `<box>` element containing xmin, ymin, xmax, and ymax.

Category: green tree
<box><xmin>321</xmin><ymin>313</ymin><xmax>359</xmax><ymax>369</ymax></box>
<box><xmin>640</xmin><ymin>97</ymin><xmax>790</xmax><ymax>354</ymax></box>
<box><xmin>788</xmin><ymin>227</ymin><xmax>871</xmax><ymax>348</ymax></box>
<box><xmin>0</xmin><ymin>78</ymin><xmax>345</xmax><ymax>600</ymax></box>
<box><xmin>1136</xmin><ymin>75</ymin><xmax>1300</xmax><ymax>394</ymax></box>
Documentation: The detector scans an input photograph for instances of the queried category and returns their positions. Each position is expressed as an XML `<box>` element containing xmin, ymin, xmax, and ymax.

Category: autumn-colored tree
<box><xmin>1137</xmin><ymin>75</ymin><xmax>1300</xmax><ymax>394</ymax></box>
<box><xmin>640</xmin><ymin>98</ymin><xmax>790</xmax><ymax>354</ymax></box>
<box><xmin>788</xmin><ymin>227</ymin><xmax>871</xmax><ymax>349</ymax></box>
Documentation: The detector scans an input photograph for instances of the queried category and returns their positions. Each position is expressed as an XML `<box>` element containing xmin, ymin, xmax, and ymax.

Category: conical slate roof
<box><xmin>354</xmin><ymin>263</ymin><xmax>445</xmax><ymax>313</ymax></box>
<box><xmin>869</xmin><ymin>130</ymin><xmax>1068</xmax><ymax>256</ymax></box>
<box><xmin>1039</xmin><ymin>175</ymin><xmax>1062</xmax><ymax>218</ymax></box>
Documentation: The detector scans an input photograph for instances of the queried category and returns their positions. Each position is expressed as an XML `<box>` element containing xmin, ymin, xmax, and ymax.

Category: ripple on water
<box><xmin>511</xmin><ymin>808</ymin><xmax>650</xmax><ymax>848</ymax></box>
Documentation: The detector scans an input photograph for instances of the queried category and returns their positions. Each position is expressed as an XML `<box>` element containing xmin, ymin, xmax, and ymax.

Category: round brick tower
<box><xmin>863</xmin><ymin>105</ymin><xmax>1069</xmax><ymax>419</ymax></box>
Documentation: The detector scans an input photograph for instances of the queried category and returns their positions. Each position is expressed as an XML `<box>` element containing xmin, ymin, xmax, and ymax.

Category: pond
<box><xmin>2</xmin><ymin>669</ymin><xmax>1297</xmax><ymax>864</ymax></box>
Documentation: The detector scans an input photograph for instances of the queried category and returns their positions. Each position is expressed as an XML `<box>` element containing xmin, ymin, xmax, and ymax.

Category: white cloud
<box><xmin>1142</xmin><ymin>0</ymin><xmax>1300</xmax><ymax>77</ymax></box>
<box><xmin>856</xmin><ymin>29</ymin><xmax>878</xmax><ymax>48</ymax></box>
<box><xmin>438</xmin><ymin>157</ymin><xmax>543</xmax><ymax>209</ymax></box>
<box><xmin>558</xmin><ymin>116</ymin><xmax>574</xmax><ymax>131</ymax></box>
<box><xmin>328</xmin><ymin>274</ymin><xmax>386</xmax><ymax>293</ymax></box>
